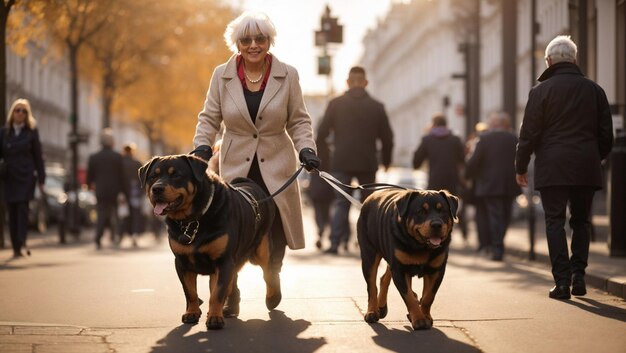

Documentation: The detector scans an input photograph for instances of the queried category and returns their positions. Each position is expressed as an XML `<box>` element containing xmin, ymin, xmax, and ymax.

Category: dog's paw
<box><xmin>378</xmin><ymin>305</ymin><xmax>388</xmax><ymax>319</ymax></box>
<box><xmin>206</xmin><ymin>316</ymin><xmax>225</xmax><ymax>330</ymax></box>
<box><xmin>181</xmin><ymin>311</ymin><xmax>201</xmax><ymax>324</ymax></box>
<box><xmin>411</xmin><ymin>318</ymin><xmax>433</xmax><ymax>330</ymax></box>
<box><xmin>364</xmin><ymin>311</ymin><xmax>380</xmax><ymax>323</ymax></box>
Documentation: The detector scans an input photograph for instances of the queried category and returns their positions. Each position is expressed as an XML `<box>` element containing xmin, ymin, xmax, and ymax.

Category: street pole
<box><xmin>527</xmin><ymin>0</ymin><xmax>538</xmax><ymax>261</ymax></box>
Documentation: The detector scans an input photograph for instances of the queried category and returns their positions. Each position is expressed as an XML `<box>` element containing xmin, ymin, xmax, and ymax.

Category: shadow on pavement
<box><xmin>149</xmin><ymin>310</ymin><xmax>325</xmax><ymax>353</ymax></box>
<box><xmin>564</xmin><ymin>297</ymin><xmax>626</xmax><ymax>323</ymax></box>
<box><xmin>369</xmin><ymin>323</ymin><xmax>480</xmax><ymax>353</ymax></box>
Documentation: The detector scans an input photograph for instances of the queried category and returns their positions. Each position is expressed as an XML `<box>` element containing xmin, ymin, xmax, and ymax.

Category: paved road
<box><xmin>0</xmin><ymin>206</ymin><xmax>625</xmax><ymax>353</ymax></box>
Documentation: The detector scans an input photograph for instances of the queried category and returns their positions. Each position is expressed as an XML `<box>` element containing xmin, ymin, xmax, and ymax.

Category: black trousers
<box><xmin>247</xmin><ymin>156</ymin><xmax>287</xmax><ymax>273</ymax></box>
<box><xmin>482</xmin><ymin>196</ymin><xmax>514</xmax><ymax>257</ymax></box>
<box><xmin>539</xmin><ymin>186</ymin><xmax>595</xmax><ymax>286</ymax></box>
<box><xmin>328</xmin><ymin>171</ymin><xmax>376</xmax><ymax>248</ymax></box>
<box><xmin>7</xmin><ymin>201</ymin><xmax>29</xmax><ymax>255</ymax></box>
<box><xmin>95</xmin><ymin>199</ymin><xmax>119</xmax><ymax>245</ymax></box>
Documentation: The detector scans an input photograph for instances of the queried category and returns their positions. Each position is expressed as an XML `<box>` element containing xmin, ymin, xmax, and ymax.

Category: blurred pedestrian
<box><xmin>120</xmin><ymin>143</ymin><xmax>143</xmax><ymax>247</ymax></box>
<box><xmin>515</xmin><ymin>35</ymin><xmax>613</xmax><ymax>299</ymax></box>
<box><xmin>466</xmin><ymin>112</ymin><xmax>521</xmax><ymax>261</ymax></box>
<box><xmin>87</xmin><ymin>128</ymin><xmax>127</xmax><ymax>250</ymax></box>
<box><xmin>192</xmin><ymin>11</ymin><xmax>320</xmax><ymax>310</ymax></box>
<box><xmin>305</xmin><ymin>135</ymin><xmax>334</xmax><ymax>249</ymax></box>
<box><xmin>412</xmin><ymin>113</ymin><xmax>465</xmax><ymax>196</ymax></box>
<box><xmin>0</xmin><ymin>98</ymin><xmax>46</xmax><ymax>258</ymax></box>
<box><xmin>317</xmin><ymin>66</ymin><xmax>394</xmax><ymax>255</ymax></box>
<box><xmin>462</xmin><ymin>121</ymin><xmax>489</xmax><ymax>251</ymax></box>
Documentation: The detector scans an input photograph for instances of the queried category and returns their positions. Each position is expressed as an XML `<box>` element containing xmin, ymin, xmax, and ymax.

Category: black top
<box><xmin>244</xmin><ymin>88</ymin><xmax>264</xmax><ymax>123</ymax></box>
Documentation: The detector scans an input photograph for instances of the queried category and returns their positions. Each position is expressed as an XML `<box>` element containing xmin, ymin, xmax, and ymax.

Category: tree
<box><xmin>114</xmin><ymin>0</ymin><xmax>235</xmax><ymax>154</ymax></box>
<box><xmin>1</xmin><ymin>0</ymin><xmax>16</xmax><ymax>123</ymax></box>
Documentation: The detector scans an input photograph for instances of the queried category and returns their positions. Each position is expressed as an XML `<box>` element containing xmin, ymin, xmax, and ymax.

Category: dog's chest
<box><xmin>393</xmin><ymin>247</ymin><xmax>447</xmax><ymax>276</ymax></box>
<box><xmin>169</xmin><ymin>235</ymin><xmax>229</xmax><ymax>272</ymax></box>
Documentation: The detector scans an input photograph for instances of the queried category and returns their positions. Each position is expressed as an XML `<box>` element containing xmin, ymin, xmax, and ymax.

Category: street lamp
<box><xmin>315</xmin><ymin>5</ymin><xmax>343</xmax><ymax>96</ymax></box>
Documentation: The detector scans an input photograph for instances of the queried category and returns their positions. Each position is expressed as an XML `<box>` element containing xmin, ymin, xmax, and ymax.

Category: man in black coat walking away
<box><xmin>412</xmin><ymin>113</ymin><xmax>465</xmax><ymax>196</ymax></box>
<box><xmin>87</xmin><ymin>128</ymin><xmax>127</xmax><ymax>249</ymax></box>
<box><xmin>515</xmin><ymin>35</ymin><xmax>613</xmax><ymax>300</ymax></box>
<box><xmin>466</xmin><ymin>112</ymin><xmax>521</xmax><ymax>261</ymax></box>
<box><xmin>317</xmin><ymin>66</ymin><xmax>394</xmax><ymax>254</ymax></box>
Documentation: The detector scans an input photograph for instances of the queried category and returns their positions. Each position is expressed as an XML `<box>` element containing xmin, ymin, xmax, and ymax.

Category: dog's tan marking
<box><xmin>422</xmin><ymin>203</ymin><xmax>430</xmax><ymax>210</ymax></box>
<box><xmin>207</xmin><ymin>271</ymin><xmax>225</xmax><ymax>318</ymax></box>
<box><xmin>169</xmin><ymin>238</ymin><xmax>193</xmax><ymax>255</ymax></box>
<box><xmin>429</xmin><ymin>252</ymin><xmax>447</xmax><ymax>268</ymax></box>
<box><xmin>250</xmin><ymin>233</ymin><xmax>270</xmax><ymax>266</ymax></box>
<box><xmin>198</xmin><ymin>234</ymin><xmax>229</xmax><ymax>260</ymax></box>
<box><xmin>154</xmin><ymin>167</ymin><xmax>161</xmax><ymax>174</ymax></box>
<box><xmin>168</xmin><ymin>166</ymin><xmax>175</xmax><ymax>174</ymax></box>
<box><xmin>377</xmin><ymin>265</ymin><xmax>392</xmax><ymax>309</ymax></box>
<box><xmin>182</xmin><ymin>271</ymin><xmax>200</xmax><ymax>313</ymax></box>
<box><xmin>394</xmin><ymin>248</ymin><xmax>429</xmax><ymax>265</ymax></box>
<box><xmin>436</xmin><ymin>202</ymin><xmax>443</xmax><ymax>210</ymax></box>
<box><xmin>366</xmin><ymin>254</ymin><xmax>382</xmax><ymax>314</ymax></box>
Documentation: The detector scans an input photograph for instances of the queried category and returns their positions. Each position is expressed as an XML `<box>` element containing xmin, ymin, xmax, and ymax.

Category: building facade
<box><xmin>361</xmin><ymin>0</ymin><xmax>625</xmax><ymax>167</ymax></box>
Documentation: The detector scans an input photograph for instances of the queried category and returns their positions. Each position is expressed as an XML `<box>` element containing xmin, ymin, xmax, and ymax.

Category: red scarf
<box><xmin>236</xmin><ymin>54</ymin><xmax>272</xmax><ymax>90</ymax></box>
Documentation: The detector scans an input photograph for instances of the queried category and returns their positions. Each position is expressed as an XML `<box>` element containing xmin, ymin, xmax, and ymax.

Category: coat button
<box><xmin>253</xmin><ymin>134</ymin><xmax>258</xmax><ymax>138</ymax></box>
<box><xmin>258</xmin><ymin>116</ymin><xmax>263</xmax><ymax>120</ymax></box>
<box><xmin>260</xmin><ymin>158</ymin><xmax>265</xmax><ymax>162</ymax></box>
<box><xmin>246</xmin><ymin>157</ymin><xmax>250</xmax><ymax>162</ymax></box>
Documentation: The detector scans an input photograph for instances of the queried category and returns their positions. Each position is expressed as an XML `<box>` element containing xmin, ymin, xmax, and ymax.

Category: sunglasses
<box><xmin>239</xmin><ymin>35</ymin><xmax>268</xmax><ymax>46</ymax></box>
<box><xmin>14</xmin><ymin>108</ymin><xmax>28</xmax><ymax>114</ymax></box>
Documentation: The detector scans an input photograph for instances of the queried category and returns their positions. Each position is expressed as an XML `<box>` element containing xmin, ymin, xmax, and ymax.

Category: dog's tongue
<box><xmin>154</xmin><ymin>202</ymin><xmax>168</xmax><ymax>216</ymax></box>
<box><xmin>429</xmin><ymin>237</ymin><xmax>442</xmax><ymax>246</ymax></box>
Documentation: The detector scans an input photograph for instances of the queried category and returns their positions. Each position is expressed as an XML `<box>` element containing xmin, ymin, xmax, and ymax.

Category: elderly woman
<box><xmin>0</xmin><ymin>98</ymin><xmax>46</xmax><ymax>258</ymax></box>
<box><xmin>192</xmin><ymin>11</ymin><xmax>320</xmax><ymax>313</ymax></box>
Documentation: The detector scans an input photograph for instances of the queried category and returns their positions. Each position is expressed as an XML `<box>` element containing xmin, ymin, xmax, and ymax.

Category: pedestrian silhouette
<box><xmin>317</xmin><ymin>66</ymin><xmax>394</xmax><ymax>255</ymax></box>
<box><xmin>87</xmin><ymin>128</ymin><xmax>127</xmax><ymax>250</ymax></box>
<box><xmin>120</xmin><ymin>143</ymin><xmax>143</xmax><ymax>247</ymax></box>
<box><xmin>412</xmin><ymin>113</ymin><xmax>465</xmax><ymax>195</ymax></box>
<box><xmin>0</xmin><ymin>98</ymin><xmax>46</xmax><ymax>258</ymax></box>
<box><xmin>305</xmin><ymin>133</ymin><xmax>334</xmax><ymax>249</ymax></box>
<box><xmin>466</xmin><ymin>112</ymin><xmax>521</xmax><ymax>261</ymax></box>
<box><xmin>515</xmin><ymin>35</ymin><xmax>614</xmax><ymax>299</ymax></box>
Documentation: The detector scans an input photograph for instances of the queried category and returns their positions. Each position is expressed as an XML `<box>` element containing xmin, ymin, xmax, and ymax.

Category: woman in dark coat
<box><xmin>0</xmin><ymin>98</ymin><xmax>46</xmax><ymax>258</ymax></box>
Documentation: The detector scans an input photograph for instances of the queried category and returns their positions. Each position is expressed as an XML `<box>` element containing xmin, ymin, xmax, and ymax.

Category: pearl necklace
<box><xmin>245</xmin><ymin>70</ymin><xmax>263</xmax><ymax>83</ymax></box>
<box><xmin>244</xmin><ymin>62</ymin><xmax>266</xmax><ymax>84</ymax></box>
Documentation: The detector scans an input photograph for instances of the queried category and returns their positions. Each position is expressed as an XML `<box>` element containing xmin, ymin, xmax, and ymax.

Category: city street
<box><xmin>0</xmin><ymin>205</ymin><xmax>625</xmax><ymax>353</ymax></box>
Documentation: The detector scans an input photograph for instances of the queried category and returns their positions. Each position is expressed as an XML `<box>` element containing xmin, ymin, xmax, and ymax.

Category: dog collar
<box><xmin>176</xmin><ymin>184</ymin><xmax>215</xmax><ymax>244</ymax></box>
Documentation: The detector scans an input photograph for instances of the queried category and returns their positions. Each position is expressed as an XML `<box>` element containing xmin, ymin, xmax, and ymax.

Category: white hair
<box><xmin>545</xmin><ymin>35</ymin><xmax>577</xmax><ymax>64</ymax></box>
<box><xmin>224</xmin><ymin>11</ymin><xmax>277</xmax><ymax>53</ymax></box>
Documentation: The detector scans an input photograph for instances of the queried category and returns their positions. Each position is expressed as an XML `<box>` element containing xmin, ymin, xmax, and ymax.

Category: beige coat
<box><xmin>193</xmin><ymin>54</ymin><xmax>316</xmax><ymax>249</ymax></box>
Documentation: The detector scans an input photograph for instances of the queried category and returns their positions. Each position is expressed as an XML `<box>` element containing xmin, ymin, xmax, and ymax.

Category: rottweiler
<box><xmin>138</xmin><ymin>154</ymin><xmax>278</xmax><ymax>330</ymax></box>
<box><xmin>357</xmin><ymin>189</ymin><xmax>459</xmax><ymax>330</ymax></box>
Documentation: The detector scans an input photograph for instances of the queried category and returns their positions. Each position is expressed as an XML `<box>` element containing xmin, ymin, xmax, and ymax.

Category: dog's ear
<box><xmin>397</xmin><ymin>190</ymin><xmax>421</xmax><ymax>219</ymax></box>
<box><xmin>439</xmin><ymin>190</ymin><xmax>460</xmax><ymax>223</ymax></box>
<box><xmin>138</xmin><ymin>157</ymin><xmax>159</xmax><ymax>189</ymax></box>
<box><xmin>184</xmin><ymin>155</ymin><xmax>208</xmax><ymax>183</ymax></box>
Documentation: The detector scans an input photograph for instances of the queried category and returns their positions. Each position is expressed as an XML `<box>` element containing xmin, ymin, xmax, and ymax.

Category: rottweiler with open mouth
<box><xmin>357</xmin><ymin>189</ymin><xmax>459</xmax><ymax>330</ymax></box>
<box><xmin>138</xmin><ymin>154</ymin><xmax>278</xmax><ymax>330</ymax></box>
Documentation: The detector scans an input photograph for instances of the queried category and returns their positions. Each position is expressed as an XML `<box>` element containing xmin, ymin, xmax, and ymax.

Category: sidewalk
<box><xmin>497</xmin><ymin>217</ymin><xmax>626</xmax><ymax>300</ymax></box>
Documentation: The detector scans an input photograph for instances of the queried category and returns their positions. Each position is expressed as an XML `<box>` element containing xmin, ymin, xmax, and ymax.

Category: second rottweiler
<box><xmin>357</xmin><ymin>189</ymin><xmax>459</xmax><ymax>330</ymax></box>
<box><xmin>138</xmin><ymin>154</ymin><xmax>278</xmax><ymax>330</ymax></box>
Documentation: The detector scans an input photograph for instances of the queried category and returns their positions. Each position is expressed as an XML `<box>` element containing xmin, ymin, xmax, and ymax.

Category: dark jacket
<box><xmin>515</xmin><ymin>62</ymin><xmax>614</xmax><ymax>190</ymax></box>
<box><xmin>412</xmin><ymin>128</ymin><xmax>465</xmax><ymax>194</ymax></box>
<box><xmin>317</xmin><ymin>87</ymin><xmax>394</xmax><ymax>173</ymax></box>
<box><xmin>0</xmin><ymin>126</ymin><xmax>46</xmax><ymax>203</ymax></box>
<box><xmin>87</xmin><ymin>147</ymin><xmax>126</xmax><ymax>203</ymax></box>
<box><xmin>466</xmin><ymin>129</ymin><xmax>521</xmax><ymax>197</ymax></box>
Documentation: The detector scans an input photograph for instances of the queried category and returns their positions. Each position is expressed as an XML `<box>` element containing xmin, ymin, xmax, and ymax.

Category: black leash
<box><xmin>256</xmin><ymin>164</ymin><xmax>306</xmax><ymax>203</ymax></box>
<box><xmin>254</xmin><ymin>164</ymin><xmax>409</xmax><ymax>208</ymax></box>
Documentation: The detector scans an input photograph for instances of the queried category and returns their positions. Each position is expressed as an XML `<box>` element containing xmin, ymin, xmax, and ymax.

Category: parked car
<box><xmin>29</xmin><ymin>164</ymin><xmax>97</xmax><ymax>233</ymax></box>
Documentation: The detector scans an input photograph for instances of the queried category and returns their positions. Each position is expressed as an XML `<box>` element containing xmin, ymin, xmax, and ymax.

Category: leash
<box><xmin>256</xmin><ymin>164</ymin><xmax>306</xmax><ymax>203</ymax></box>
<box><xmin>315</xmin><ymin>169</ymin><xmax>408</xmax><ymax>209</ymax></box>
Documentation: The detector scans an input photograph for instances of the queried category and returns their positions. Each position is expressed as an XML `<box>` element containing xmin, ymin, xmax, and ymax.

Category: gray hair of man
<box><xmin>545</xmin><ymin>35</ymin><xmax>577</xmax><ymax>65</ymax></box>
<box><xmin>488</xmin><ymin>111</ymin><xmax>512</xmax><ymax>131</ymax></box>
<box><xmin>224</xmin><ymin>11</ymin><xmax>277</xmax><ymax>54</ymax></box>
<box><xmin>100</xmin><ymin>128</ymin><xmax>115</xmax><ymax>148</ymax></box>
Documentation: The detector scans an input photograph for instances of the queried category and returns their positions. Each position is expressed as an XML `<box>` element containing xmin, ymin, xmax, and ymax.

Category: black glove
<box><xmin>190</xmin><ymin>145</ymin><xmax>213</xmax><ymax>161</ymax></box>
<box><xmin>299</xmin><ymin>148</ymin><xmax>321</xmax><ymax>172</ymax></box>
